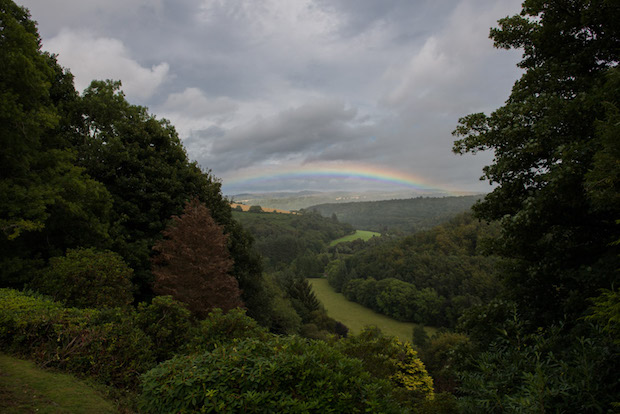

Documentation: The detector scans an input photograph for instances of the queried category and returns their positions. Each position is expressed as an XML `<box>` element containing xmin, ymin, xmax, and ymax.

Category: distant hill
<box><xmin>227</xmin><ymin>190</ymin><xmax>472</xmax><ymax>211</ymax></box>
<box><xmin>306</xmin><ymin>195</ymin><xmax>482</xmax><ymax>233</ymax></box>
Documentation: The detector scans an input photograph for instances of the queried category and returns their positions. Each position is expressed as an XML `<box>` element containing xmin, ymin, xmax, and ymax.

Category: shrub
<box><xmin>338</xmin><ymin>327</ymin><xmax>434</xmax><ymax>404</ymax></box>
<box><xmin>189</xmin><ymin>308</ymin><xmax>269</xmax><ymax>352</ymax></box>
<box><xmin>135</xmin><ymin>296</ymin><xmax>197</xmax><ymax>362</ymax></box>
<box><xmin>140</xmin><ymin>335</ymin><xmax>405</xmax><ymax>413</ymax></box>
<box><xmin>0</xmin><ymin>288</ymin><xmax>155</xmax><ymax>389</ymax></box>
<box><xmin>30</xmin><ymin>248</ymin><xmax>134</xmax><ymax>309</ymax></box>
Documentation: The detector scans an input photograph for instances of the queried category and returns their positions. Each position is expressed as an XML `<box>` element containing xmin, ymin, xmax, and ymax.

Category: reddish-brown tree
<box><xmin>152</xmin><ymin>199</ymin><xmax>243</xmax><ymax>318</ymax></box>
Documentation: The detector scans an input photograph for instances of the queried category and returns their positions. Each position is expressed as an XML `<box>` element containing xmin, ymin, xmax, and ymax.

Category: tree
<box><xmin>0</xmin><ymin>1</ymin><xmax>113</xmax><ymax>288</ymax></box>
<box><xmin>452</xmin><ymin>0</ymin><xmax>620</xmax><ymax>323</ymax></box>
<box><xmin>152</xmin><ymin>199</ymin><xmax>243</xmax><ymax>318</ymax></box>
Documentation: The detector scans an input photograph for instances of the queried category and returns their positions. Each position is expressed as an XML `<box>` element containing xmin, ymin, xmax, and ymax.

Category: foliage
<box><xmin>140</xmin><ymin>335</ymin><xmax>406</xmax><ymax>413</ymax></box>
<box><xmin>30</xmin><ymin>247</ymin><xmax>133</xmax><ymax>309</ymax></box>
<box><xmin>418</xmin><ymin>331</ymin><xmax>471</xmax><ymax>393</ymax></box>
<box><xmin>585</xmin><ymin>288</ymin><xmax>620</xmax><ymax>346</ymax></box>
<box><xmin>338</xmin><ymin>327</ymin><xmax>434</xmax><ymax>406</ymax></box>
<box><xmin>152</xmin><ymin>199</ymin><xmax>243</xmax><ymax>318</ymax></box>
<box><xmin>452</xmin><ymin>0</ymin><xmax>620</xmax><ymax>324</ymax></box>
<box><xmin>330</xmin><ymin>213</ymin><xmax>502</xmax><ymax>327</ymax></box>
<box><xmin>0</xmin><ymin>289</ymin><xmax>156</xmax><ymax>389</ymax></box>
<box><xmin>308</xmin><ymin>195</ymin><xmax>481</xmax><ymax>233</ymax></box>
<box><xmin>135</xmin><ymin>296</ymin><xmax>197</xmax><ymax>362</ymax></box>
<box><xmin>190</xmin><ymin>308</ymin><xmax>269</xmax><ymax>352</ymax></box>
<box><xmin>456</xmin><ymin>322</ymin><xmax>619</xmax><ymax>413</ymax></box>
<box><xmin>232</xmin><ymin>209</ymin><xmax>353</xmax><ymax>272</ymax></box>
<box><xmin>275</xmin><ymin>271</ymin><xmax>321</xmax><ymax>323</ymax></box>
<box><xmin>0</xmin><ymin>1</ymin><xmax>113</xmax><ymax>288</ymax></box>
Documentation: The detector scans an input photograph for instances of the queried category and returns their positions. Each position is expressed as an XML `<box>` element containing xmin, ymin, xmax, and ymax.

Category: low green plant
<box><xmin>189</xmin><ymin>307</ymin><xmax>269</xmax><ymax>352</ymax></box>
<box><xmin>135</xmin><ymin>296</ymin><xmax>197</xmax><ymax>362</ymax></box>
<box><xmin>0</xmin><ymin>289</ymin><xmax>155</xmax><ymax>389</ymax></box>
<box><xmin>338</xmin><ymin>327</ymin><xmax>435</xmax><ymax>405</ymax></box>
<box><xmin>140</xmin><ymin>335</ymin><xmax>405</xmax><ymax>413</ymax></box>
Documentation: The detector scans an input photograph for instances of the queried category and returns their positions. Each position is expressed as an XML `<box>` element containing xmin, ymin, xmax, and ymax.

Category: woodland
<box><xmin>1</xmin><ymin>0</ymin><xmax>619</xmax><ymax>412</ymax></box>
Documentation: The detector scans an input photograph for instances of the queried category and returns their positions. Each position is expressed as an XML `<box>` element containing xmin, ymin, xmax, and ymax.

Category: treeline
<box><xmin>327</xmin><ymin>213</ymin><xmax>502</xmax><ymax>327</ymax></box>
<box><xmin>307</xmin><ymin>195</ymin><xmax>480</xmax><ymax>233</ymax></box>
<box><xmin>232</xmin><ymin>209</ymin><xmax>353</xmax><ymax>273</ymax></box>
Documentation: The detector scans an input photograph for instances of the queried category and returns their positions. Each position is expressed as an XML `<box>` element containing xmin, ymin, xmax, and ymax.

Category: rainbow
<box><xmin>224</xmin><ymin>163</ymin><xmax>462</xmax><ymax>194</ymax></box>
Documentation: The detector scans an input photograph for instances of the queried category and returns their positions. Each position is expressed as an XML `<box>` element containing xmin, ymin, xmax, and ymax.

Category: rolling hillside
<box><xmin>307</xmin><ymin>195</ymin><xmax>482</xmax><ymax>233</ymax></box>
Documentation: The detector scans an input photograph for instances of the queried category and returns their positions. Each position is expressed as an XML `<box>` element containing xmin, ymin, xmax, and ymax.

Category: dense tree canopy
<box><xmin>452</xmin><ymin>0</ymin><xmax>620</xmax><ymax>323</ymax></box>
<box><xmin>449</xmin><ymin>1</ymin><xmax>620</xmax><ymax>411</ymax></box>
<box><xmin>0</xmin><ymin>1</ymin><xmax>113</xmax><ymax>287</ymax></box>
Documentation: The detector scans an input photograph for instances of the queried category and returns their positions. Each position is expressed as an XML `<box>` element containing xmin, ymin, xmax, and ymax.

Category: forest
<box><xmin>1</xmin><ymin>0</ymin><xmax>619</xmax><ymax>412</ymax></box>
<box><xmin>307</xmin><ymin>195</ymin><xmax>480</xmax><ymax>233</ymax></box>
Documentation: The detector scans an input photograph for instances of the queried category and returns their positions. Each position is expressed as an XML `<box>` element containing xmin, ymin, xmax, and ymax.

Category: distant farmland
<box><xmin>308</xmin><ymin>278</ymin><xmax>436</xmax><ymax>342</ymax></box>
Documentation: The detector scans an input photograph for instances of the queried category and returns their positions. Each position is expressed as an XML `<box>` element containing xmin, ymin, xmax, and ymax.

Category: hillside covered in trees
<box><xmin>1</xmin><ymin>0</ymin><xmax>619</xmax><ymax>412</ymax></box>
<box><xmin>307</xmin><ymin>195</ymin><xmax>481</xmax><ymax>233</ymax></box>
<box><xmin>327</xmin><ymin>213</ymin><xmax>502</xmax><ymax>327</ymax></box>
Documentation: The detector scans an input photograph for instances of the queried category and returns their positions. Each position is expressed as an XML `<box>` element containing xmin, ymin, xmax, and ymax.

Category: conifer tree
<box><xmin>152</xmin><ymin>199</ymin><xmax>243</xmax><ymax>318</ymax></box>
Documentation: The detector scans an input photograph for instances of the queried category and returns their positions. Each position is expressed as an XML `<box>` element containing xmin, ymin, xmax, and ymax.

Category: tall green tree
<box><xmin>452</xmin><ymin>0</ymin><xmax>620</xmax><ymax>323</ymax></box>
<box><xmin>0</xmin><ymin>0</ymin><xmax>112</xmax><ymax>287</ymax></box>
<box><xmin>72</xmin><ymin>81</ymin><xmax>265</xmax><ymax>311</ymax></box>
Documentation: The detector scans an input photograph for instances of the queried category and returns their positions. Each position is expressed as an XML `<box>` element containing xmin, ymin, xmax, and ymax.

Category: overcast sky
<box><xmin>20</xmin><ymin>0</ymin><xmax>524</xmax><ymax>195</ymax></box>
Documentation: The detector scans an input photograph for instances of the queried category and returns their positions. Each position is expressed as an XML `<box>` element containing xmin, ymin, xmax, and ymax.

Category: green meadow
<box><xmin>329</xmin><ymin>230</ymin><xmax>380</xmax><ymax>246</ymax></box>
<box><xmin>308</xmin><ymin>278</ymin><xmax>436</xmax><ymax>342</ymax></box>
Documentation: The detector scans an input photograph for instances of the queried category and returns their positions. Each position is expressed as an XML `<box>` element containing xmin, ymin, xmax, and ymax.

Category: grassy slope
<box><xmin>329</xmin><ymin>230</ymin><xmax>381</xmax><ymax>246</ymax></box>
<box><xmin>308</xmin><ymin>278</ymin><xmax>436</xmax><ymax>342</ymax></box>
<box><xmin>0</xmin><ymin>354</ymin><xmax>118</xmax><ymax>414</ymax></box>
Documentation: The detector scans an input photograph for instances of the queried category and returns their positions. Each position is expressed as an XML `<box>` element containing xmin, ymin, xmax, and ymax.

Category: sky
<box><xmin>19</xmin><ymin>0</ymin><xmax>524</xmax><ymax>195</ymax></box>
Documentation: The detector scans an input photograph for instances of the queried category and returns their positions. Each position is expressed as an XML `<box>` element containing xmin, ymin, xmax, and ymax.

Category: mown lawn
<box><xmin>0</xmin><ymin>354</ymin><xmax>118</xmax><ymax>414</ymax></box>
<box><xmin>308</xmin><ymin>278</ymin><xmax>436</xmax><ymax>342</ymax></box>
<box><xmin>329</xmin><ymin>230</ymin><xmax>381</xmax><ymax>246</ymax></box>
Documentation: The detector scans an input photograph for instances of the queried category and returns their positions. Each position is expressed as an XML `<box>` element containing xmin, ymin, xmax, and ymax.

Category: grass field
<box><xmin>308</xmin><ymin>278</ymin><xmax>436</xmax><ymax>342</ymax></box>
<box><xmin>0</xmin><ymin>354</ymin><xmax>118</xmax><ymax>414</ymax></box>
<box><xmin>329</xmin><ymin>230</ymin><xmax>381</xmax><ymax>246</ymax></box>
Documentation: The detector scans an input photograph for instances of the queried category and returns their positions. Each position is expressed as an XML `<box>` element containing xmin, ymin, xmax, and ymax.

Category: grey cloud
<box><xmin>20</xmin><ymin>0</ymin><xmax>525</xmax><ymax>194</ymax></box>
<box><xmin>196</xmin><ymin>99</ymin><xmax>381</xmax><ymax>172</ymax></box>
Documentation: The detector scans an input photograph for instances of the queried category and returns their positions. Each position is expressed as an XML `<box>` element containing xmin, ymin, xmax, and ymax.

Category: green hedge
<box><xmin>0</xmin><ymin>289</ymin><xmax>155</xmax><ymax>389</ymax></box>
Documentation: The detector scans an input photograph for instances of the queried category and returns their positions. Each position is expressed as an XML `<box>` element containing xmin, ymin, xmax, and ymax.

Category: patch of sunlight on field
<box><xmin>329</xmin><ymin>230</ymin><xmax>381</xmax><ymax>246</ymax></box>
<box><xmin>308</xmin><ymin>278</ymin><xmax>437</xmax><ymax>342</ymax></box>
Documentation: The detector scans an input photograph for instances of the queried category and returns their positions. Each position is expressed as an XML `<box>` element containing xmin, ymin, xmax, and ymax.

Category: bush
<box><xmin>140</xmin><ymin>335</ymin><xmax>405</xmax><ymax>413</ymax></box>
<box><xmin>338</xmin><ymin>327</ymin><xmax>434</xmax><ymax>404</ymax></box>
<box><xmin>135</xmin><ymin>296</ymin><xmax>197</xmax><ymax>362</ymax></box>
<box><xmin>0</xmin><ymin>288</ymin><xmax>155</xmax><ymax>389</ymax></box>
<box><xmin>189</xmin><ymin>308</ymin><xmax>269</xmax><ymax>352</ymax></box>
<box><xmin>30</xmin><ymin>248</ymin><xmax>134</xmax><ymax>309</ymax></box>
